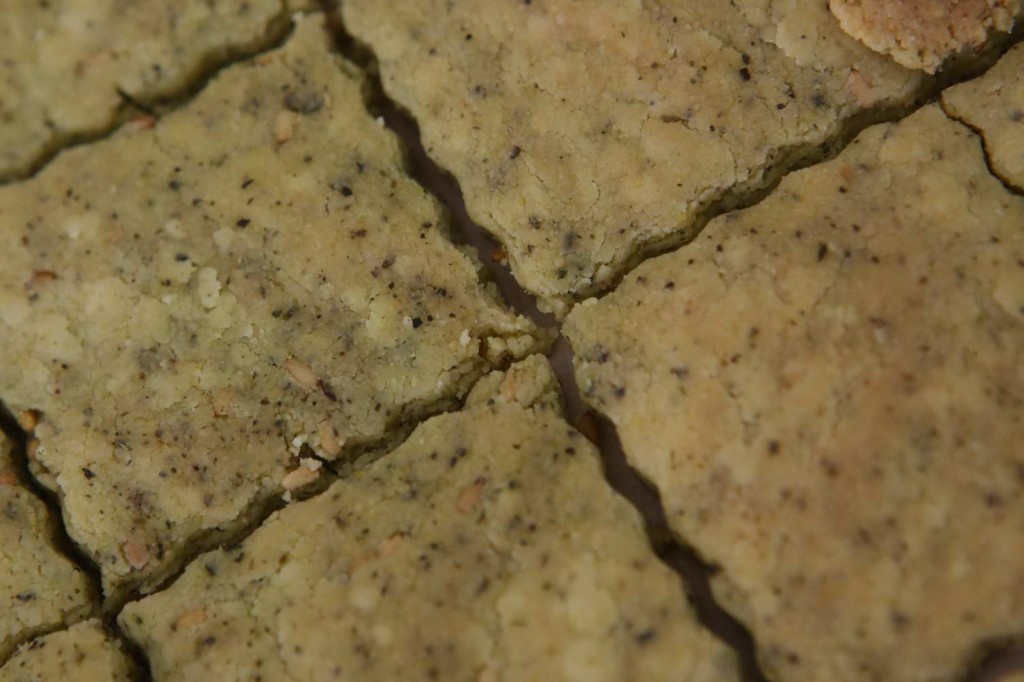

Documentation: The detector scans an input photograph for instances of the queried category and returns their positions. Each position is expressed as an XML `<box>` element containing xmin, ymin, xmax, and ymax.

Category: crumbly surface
<box><xmin>120</xmin><ymin>382</ymin><xmax>738</xmax><ymax>682</ymax></box>
<box><xmin>0</xmin><ymin>0</ymin><xmax>304</xmax><ymax>182</ymax></box>
<box><xmin>0</xmin><ymin>434</ymin><xmax>93</xmax><ymax>662</ymax></box>
<box><xmin>0</xmin><ymin>620</ymin><xmax>133</xmax><ymax>682</ymax></box>
<box><xmin>341</xmin><ymin>0</ymin><xmax>923</xmax><ymax>314</ymax></box>
<box><xmin>0</xmin><ymin>15</ymin><xmax>538</xmax><ymax>600</ymax></box>
<box><xmin>565</xmin><ymin>105</ymin><xmax>1024</xmax><ymax>682</ymax></box>
<box><xmin>465</xmin><ymin>353</ymin><xmax>565</xmax><ymax>415</ymax></box>
<box><xmin>943</xmin><ymin>42</ymin><xmax>1024</xmax><ymax>189</ymax></box>
<box><xmin>830</xmin><ymin>0</ymin><xmax>1021</xmax><ymax>73</ymax></box>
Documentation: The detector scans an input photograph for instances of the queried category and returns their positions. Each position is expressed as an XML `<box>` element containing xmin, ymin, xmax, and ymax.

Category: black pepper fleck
<box><xmin>283</xmin><ymin>89</ymin><xmax>324</xmax><ymax>114</ymax></box>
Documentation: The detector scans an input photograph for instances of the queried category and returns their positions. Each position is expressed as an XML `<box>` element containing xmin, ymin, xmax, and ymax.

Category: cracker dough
<box><xmin>0</xmin><ymin>432</ymin><xmax>93</xmax><ymax>662</ymax></box>
<box><xmin>943</xmin><ymin>42</ymin><xmax>1024</xmax><ymax>189</ymax></box>
<box><xmin>830</xmin><ymin>0</ymin><xmax>1021</xmax><ymax>73</ymax></box>
<box><xmin>342</xmin><ymin>0</ymin><xmax>924</xmax><ymax>314</ymax></box>
<box><xmin>120</xmin><ymin>359</ymin><xmax>738</xmax><ymax>682</ymax></box>
<box><xmin>566</xmin><ymin>105</ymin><xmax>1024</xmax><ymax>682</ymax></box>
<box><xmin>0</xmin><ymin>0</ymin><xmax>307</xmax><ymax>182</ymax></box>
<box><xmin>0</xmin><ymin>620</ymin><xmax>133</xmax><ymax>682</ymax></box>
<box><xmin>0</xmin><ymin>15</ymin><xmax>538</xmax><ymax>600</ymax></box>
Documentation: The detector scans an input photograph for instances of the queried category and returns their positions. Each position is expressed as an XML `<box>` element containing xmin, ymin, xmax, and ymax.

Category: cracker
<box><xmin>0</xmin><ymin>15</ymin><xmax>538</xmax><ymax>600</ymax></box>
<box><xmin>0</xmin><ymin>432</ymin><xmax>92</xmax><ymax>661</ymax></box>
<box><xmin>943</xmin><ymin>42</ymin><xmax>1024</xmax><ymax>188</ymax></box>
<box><xmin>0</xmin><ymin>0</ymin><xmax>309</xmax><ymax>182</ymax></box>
<box><xmin>341</xmin><ymin>0</ymin><xmax>925</xmax><ymax>314</ymax></box>
<box><xmin>566</xmin><ymin>105</ymin><xmax>1024</xmax><ymax>682</ymax></box>
<box><xmin>120</xmin><ymin>363</ymin><xmax>738</xmax><ymax>682</ymax></box>
<box><xmin>830</xmin><ymin>0</ymin><xmax>1021</xmax><ymax>73</ymax></box>
<box><xmin>0</xmin><ymin>620</ymin><xmax>133</xmax><ymax>682</ymax></box>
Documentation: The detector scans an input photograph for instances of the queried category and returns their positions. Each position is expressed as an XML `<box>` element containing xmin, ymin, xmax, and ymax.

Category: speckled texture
<box><xmin>943</xmin><ymin>42</ymin><xmax>1024</xmax><ymax>189</ymax></box>
<box><xmin>0</xmin><ymin>432</ymin><xmax>93</xmax><ymax>662</ymax></box>
<box><xmin>830</xmin><ymin>0</ymin><xmax>1021</xmax><ymax>73</ymax></box>
<box><xmin>0</xmin><ymin>15</ymin><xmax>538</xmax><ymax>600</ymax></box>
<box><xmin>341</xmin><ymin>0</ymin><xmax>924</xmax><ymax>315</ymax></box>
<box><xmin>566</xmin><ymin>105</ymin><xmax>1024</xmax><ymax>682</ymax></box>
<box><xmin>0</xmin><ymin>0</ymin><xmax>306</xmax><ymax>182</ymax></box>
<box><xmin>120</xmin><ymin>365</ymin><xmax>738</xmax><ymax>682</ymax></box>
<box><xmin>0</xmin><ymin>620</ymin><xmax>133</xmax><ymax>682</ymax></box>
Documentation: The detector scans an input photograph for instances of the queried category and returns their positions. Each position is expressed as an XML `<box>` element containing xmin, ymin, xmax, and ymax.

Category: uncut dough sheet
<box><xmin>943</xmin><ymin>41</ymin><xmax>1024</xmax><ymax>189</ymax></box>
<box><xmin>0</xmin><ymin>15</ymin><xmax>537</xmax><ymax>599</ymax></box>
<box><xmin>829</xmin><ymin>0</ymin><xmax>1021</xmax><ymax>73</ymax></box>
<box><xmin>565</xmin><ymin>105</ymin><xmax>1024</xmax><ymax>682</ymax></box>
<box><xmin>0</xmin><ymin>0</ymin><xmax>305</xmax><ymax>181</ymax></box>
<box><xmin>0</xmin><ymin>620</ymin><xmax>133</xmax><ymax>682</ymax></box>
<box><xmin>121</xmin><ymin>358</ymin><xmax>739</xmax><ymax>682</ymax></box>
<box><xmin>0</xmin><ymin>432</ymin><xmax>92</xmax><ymax>661</ymax></box>
<box><xmin>342</xmin><ymin>0</ymin><xmax>926</xmax><ymax>314</ymax></box>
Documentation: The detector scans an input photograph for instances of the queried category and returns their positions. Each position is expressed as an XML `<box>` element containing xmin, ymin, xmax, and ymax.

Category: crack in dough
<box><xmin>0</xmin><ymin>15</ymin><xmax>538</xmax><ymax>601</ymax></box>
<box><xmin>565</xmin><ymin>104</ymin><xmax>1024</xmax><ymax>682</ymax></box>
<box><xmin>342</xmin><ymin>0</ymin><xmax>924</xmax><ymax>314</ymax></box>
<box><xmin>121</xmin><ymin>358</ymin><xmax>739</xmax><ymax>682</ymax></box>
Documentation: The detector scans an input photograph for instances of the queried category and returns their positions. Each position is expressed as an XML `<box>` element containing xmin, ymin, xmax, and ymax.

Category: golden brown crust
<box><xmin>830</xmin><ymin>0</ymin><xmax>1022</xmax><ymax>73</ymax></box>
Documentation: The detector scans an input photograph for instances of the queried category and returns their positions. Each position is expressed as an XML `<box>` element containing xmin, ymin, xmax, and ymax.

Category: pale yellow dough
<box><xmin>566</xmin><ymin>105</ymin><xmax>1024</xmax><ymax>682</ymax></box>
<box><xmin>120</xmin><ymin>359</ymin><xmax>738</xmax><ymax>682</ymax></box>
<box><xmin>0</xmin><ymin>433</ymin><xmax>93</xmax><ymax>662</ymax></box>
<box><xmin>0</xmin><ymin>16</ymin><xmax>537</xmax><ymax>600</ymax></box>
<box><xmin>830</xmin><ymin>0</ymin><xmax>1021</xmax><ymax>73</ymax></box>
<box><xmin>943</xmin><ymin>42</ymin><xmax>1024</xmax><ymax>189</ymax></box>
<box><xmin>342</xmin><ymin>0</ymin><xmax>925</xmax><ymax>314</ymax></box>
<box><xmin>0</xmin><ymin>0</ymin><xmax>307</xmax><ymax>182</ymax></box>
<box><xmin>0</xmin><ymin>620</ymin><xmax>133</xmax><ymax>682</ymax></box>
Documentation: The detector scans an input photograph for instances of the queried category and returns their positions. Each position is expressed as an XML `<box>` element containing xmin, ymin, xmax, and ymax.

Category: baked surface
<box><xmin>0</xmin><ymin>3</ymin><xmax>1022</xmax><ymax>680</ymax></box>
<box><xmin>342</xmin><ymin>0</ymin><xmax>922</xmax><ymax>314</ymax></box>
<box><xmin>121</xmin><ymin>359</ymin><xmax>738</xmax><ymax>682</ymax></box>
<box><xmin>0</xmin><ymin>0</ymin><xmax>301</xmax><ymax>181</ymax></box>
<box><xmin>566</xmin><ymin>104</ymin><xmax>1024</xmax><ymax>682</ymax></box>
<box><xmin>0</xmin><ymin>620</ymin><xmax>133</xmax><ymax>682</ymax></box>
<box><xmin>0</xmin><ymin>433</ymin><xmax>92</xmax><ymax>661</ymax></box>
<box><xmin>0</xmin><ymin>15</ymin><xmax>537</xmax><ymax>600</ymax></box>
<box><xmin>943</xmin><ymin>42</ymin><xmax>1024</xmax><ymax>188</ymax></box>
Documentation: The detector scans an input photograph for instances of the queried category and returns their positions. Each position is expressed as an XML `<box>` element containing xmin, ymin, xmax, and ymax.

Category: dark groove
<box><xmin>1</xmin><ymin>410</ymin><xmax>152</xmax><ymax>676</ymax></box>
<box><xmin>1</xmin><ymin>5</ymin><xmax>1019</xmax><ymax>681</ymax></box>
<box><xmin>321</xmin><ymin>4</ymin><xmax>770</xmax><ymax>678</ymax></box>
<box><xmin>322</xmin><ymin>7</ymin><xmax>1024</xmax><ymax>682</ymax></box>
<box><xmin>592</xmin><ymin>415</ymin><xmax>769</xmax><ymax>682</ymax></box>
<box><xmin>969</xmin><ymin>645</ymin><xmax>1024</xmax><ymax>682</ymax></box>
<box><xmin>941</xmin><ymin>103</ymin><xmax>1024</xmax><ymax>197</ymax></box>
<box><xmin>103</xmin><ymin>618</ymin><xmax>154</xmax><ymax>682</ymax></box>
<box><xmin>322</xmin><ymin>1</ymin><xmax>555</xmax><ymax>329</ymax></box>
<box><xmin>587</xmin><ymin>27</ymin><xmax>1023</xmax><ymax>308</ymax></box>
<box><xmin>0</xmin><ymin>8</ymin><xmax>296</xmax><ymax>186</ymax></box>
<box><xmin>0</xmin><ymin>402</ymin><xmax>103</xmax><ymax>641</ymax></box>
